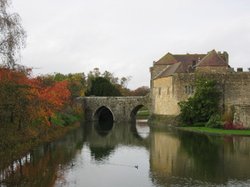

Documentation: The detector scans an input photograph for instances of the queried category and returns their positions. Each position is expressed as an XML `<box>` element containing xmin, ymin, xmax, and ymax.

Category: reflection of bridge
<box><xmin>79</xmin><ymin>96</ymin><xmax>151</xmax><ymax>122</ymax></box>
<box><xmin>83</xmin><ymin>122</ymin><xmax>150</xmax><ymax>150</ymax></box>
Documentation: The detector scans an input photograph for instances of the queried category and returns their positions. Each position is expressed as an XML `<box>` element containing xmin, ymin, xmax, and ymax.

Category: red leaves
<box><xmin>223</xmin><ymin>121</ymin><xmax>244</xmax><ymax>130</ymax></box>
<box><xmin>0</xmin><ymin>67</ymin><xmax>71</xmax><ymax>126</ymax></box>
<box><xmin>38</xmin><ymin>80</ymin><xmax>71</xmax><ymax>116</ymax></box>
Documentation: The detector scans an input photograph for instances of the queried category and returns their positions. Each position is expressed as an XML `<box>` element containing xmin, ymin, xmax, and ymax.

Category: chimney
<box><xmin>237</xmin><ymin>68</ymin><xmax>243</xmax><ymax>72</ymax></box>
<box><xmin>223</xmin><ymin>51</ymin><xmax>229</xmax><ymax>64</ymax></box>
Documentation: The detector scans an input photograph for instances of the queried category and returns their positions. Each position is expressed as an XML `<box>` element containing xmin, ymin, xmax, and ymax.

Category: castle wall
<box><xmin>153</xmin><ymin>77</ymin><xmax>179</xmax><ymax>115</ymax></box>
<box><xmin>233</xmin><ymin>105</ymin><xmax>250</xmax><ymax>128</ymax></box>
<box><xmin>224</xmin><ymin>73</ymin><xmax>250</xmax><ymax>108</ymax></box>
<box><xmin>196</xmin><ymin>66</ymin><xmax>230</xmax><ymax>73</ymax></box>
<box><xmin>152</xmin><ymin>74</ymin><xmax>197</xmax><ymax>116</ymax></box>
<box><xmin>152</xmin><ymin>72</ymin><xmax>250</xmax><ymax>126</ymax></box>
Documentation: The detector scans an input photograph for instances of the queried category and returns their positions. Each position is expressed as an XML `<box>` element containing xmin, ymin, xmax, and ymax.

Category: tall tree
<box><xmin>85</xmin><ymin>77</ymin><xmax>121</xmax><ymax>96</ymax></box>
<box><xmin>0</xmin><ymin>0</ymin><xmax>26</xmax><ymax>68</ymax></box>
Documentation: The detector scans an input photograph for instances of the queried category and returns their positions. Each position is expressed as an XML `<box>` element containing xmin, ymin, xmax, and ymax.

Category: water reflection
<box><xmin>135</xmin><ymin>119</ymin><xmax>150</xmax><ymax>139</ymax></box>
<box><xmin>150</xmin><ymin>129</ymin><xmax>250</xmax><ymax>186</ymax></box>
<box><xmin>94</xmin><ymin>120</ymin><xmax>113</xmax><ymax>136</ymax></box>
<box><xmin>0</xmin><ymin>129</ymin><xmax>83</xmax><ymax>187</ymax></box>
<box><xmin>1</xmin><ymin>122</ymin><xmax>250</xmax><ymax>186</ymax></box>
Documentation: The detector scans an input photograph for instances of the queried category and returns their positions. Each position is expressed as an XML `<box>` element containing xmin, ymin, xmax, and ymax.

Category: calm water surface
<box><xmin>1</xmin><ymin>120</ymin><xmax>250</xmax><ymax>187</ymax></box>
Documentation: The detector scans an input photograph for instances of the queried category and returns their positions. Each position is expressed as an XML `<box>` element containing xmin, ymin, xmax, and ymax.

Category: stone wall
<box><xmin>152</xmin><ymin>77</ymin><xmax>179</xmax><ymax>115</ymax></box>
<box><xmin>80</xmin><ymin>96</ymin><xmax>151</xmax><ymax>122</ymax></box>
<box><xmin>151</xmin><ymin>71</ymin><xmax>250</xmax><ymax>127</ymax></box>
<box><xmin>224</xmin><ymin>73</ymin><xmax>250</xmax><ymax>109</ymax></box>
<box><xmin>152</xmin><ymin>73</ymin><xmax>196</xmax><ymax>116</ymax></box>
<box><xmin>233</xmin><ymin>105</ymin><xmax>250</xmax><ymax>128</ymax></box>
<box><xmin>196</xmin><ymin>66</ymin><xmax>230</xmax><ymax>73</ymax></box>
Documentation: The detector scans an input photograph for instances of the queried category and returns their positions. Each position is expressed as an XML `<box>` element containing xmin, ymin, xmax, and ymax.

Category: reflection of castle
<box><xmin>150</xmin><ymin>50</ymin><xmax>250</xmax><ymax>127</ymax></box>
<box><xmin>150</xmin><ymin>131</ymin><xmax>187</xmax><ymax>175</ymax></box>
<box><xmin>149</xmin><ymin>129</ymin><xmax>250</xmax><ymax>186</ymax></box>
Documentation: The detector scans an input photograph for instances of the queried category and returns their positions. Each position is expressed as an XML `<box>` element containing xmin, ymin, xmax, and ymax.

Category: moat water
<box><xmin>1</xmin><ymin>120</ymin><xmax>250</xmax><ymax>187</ymax></box>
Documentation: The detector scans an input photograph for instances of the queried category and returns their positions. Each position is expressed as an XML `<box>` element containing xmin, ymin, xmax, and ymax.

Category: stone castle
<box><xmin>150</xmin><ymin>50</ymin><xmax>250</xmax><ymax>127</ymax></box>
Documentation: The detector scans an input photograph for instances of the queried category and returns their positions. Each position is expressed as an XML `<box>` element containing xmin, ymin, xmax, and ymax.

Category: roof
<box><xmin>154</xmin><ymin>53</ymin><xmax>178</xmax><ymax>65</ymax></box>
<box><xmin>155</xmin><ymin>62</ymin><xmax>182</xmax><ymax>79</ymax></box>
<box><xmin>174</xmin><ymin>54</ymin><xmax>206</xmax><ymax>64</ymax></box>
<box><xmin>155</xmin><ymin>53</ymin><xmax>206</xmax><ymax>65</ymax></box>
<box><xmin>196</xmin><ymin>50</ymin><xmax>228</xmax><ymax>67</ymax></box>
<box><xmin>153</xmin><ymin>50</ymin><xmax>230</xmax><ymax>79</ymax></box>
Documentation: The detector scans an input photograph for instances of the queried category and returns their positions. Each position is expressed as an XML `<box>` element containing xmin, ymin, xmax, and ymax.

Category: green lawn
<box><xmin>136</xmin><ymin>110</ymin><xmax>150</xmax><ymax>119</ymax></box>
<box><xmin>179</xmin><ymin>126</ymin><xmax>250</xmax><ymax>136</ymax></box>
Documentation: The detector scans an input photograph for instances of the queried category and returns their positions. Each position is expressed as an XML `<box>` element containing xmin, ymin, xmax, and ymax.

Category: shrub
<box><xmin>51</xmin><ymin>113</ymin><xmax>65</xmax><ymax>126</ymax></box>
<box><xmin>178</xmin><ymin>78</ymin><xmax>221</xmax><ymax>125</ymax></box>
<box><xmin>61</xmin><ymin>113</ymin><xmax>79</xmax><ymax>126</ymax></box>
<box><xmin>223</xmin><ymin>121</ymin><xmax>244</xmax><ymax>130</ymax></box>
<box><xmin>206</xmin><ymin>114</ymin><xmax>222</xmax><ymax>128</ymax></box>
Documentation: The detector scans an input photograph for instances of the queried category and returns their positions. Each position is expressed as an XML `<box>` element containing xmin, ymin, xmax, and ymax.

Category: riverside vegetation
<box><xmin>0</xmin><ymin>67</ymin><xmax>150</xmax><ymax>166</ymax></box>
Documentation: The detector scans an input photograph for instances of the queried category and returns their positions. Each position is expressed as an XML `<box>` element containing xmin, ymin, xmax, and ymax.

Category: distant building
<box><xmin>150</xmin><ymin>50</ymin><xmax>250</xmax><ymax>127</ymax></box>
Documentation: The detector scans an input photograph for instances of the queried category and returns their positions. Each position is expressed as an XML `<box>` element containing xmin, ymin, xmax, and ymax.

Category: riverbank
<box><xmin>178</xmin><ymin>126</ymin><xmax>250</xmax><ymax>136</ymax></box>
<box><xmin>136</xmin><ymin>109</ymin><xmax>150</xmax><ymax>119</ymax></box>
<box><xmin>0</xmin><ymin>122</ymin><xmax>81</xmax><ymax>170</ymax></box>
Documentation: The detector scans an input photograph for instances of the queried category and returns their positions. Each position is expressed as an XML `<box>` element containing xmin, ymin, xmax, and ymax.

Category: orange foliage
<box><xmin>37</xmin><ymin>81</ymin><xmax>71</xmax><ymax>119</ymax></box>
<box><xmin>0</xmin><ymin>67</ymin><xmax>71</xmax><ymax>126</ymax></box>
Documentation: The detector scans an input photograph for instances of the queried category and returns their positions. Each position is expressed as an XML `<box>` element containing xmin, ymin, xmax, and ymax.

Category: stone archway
<box><xmin>130</xmin><ymin>104</ymin><xmax>148</xmax><ymax>122</ymax></box>
<box><xmin>80</xmin><ymin>96</ymin><xmax>151</xmax><ymax>122</ymax></box>
<box><xmin>93</xmin><ymin>106</ymin><xmax>114</xmax><ymax>122</ymax></box>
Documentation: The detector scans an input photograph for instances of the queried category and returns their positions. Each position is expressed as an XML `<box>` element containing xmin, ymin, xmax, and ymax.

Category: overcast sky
<box><xmin>11</xmin><ymin>0</ymin><xmax>250</xmax><ymax>89</ymax></box>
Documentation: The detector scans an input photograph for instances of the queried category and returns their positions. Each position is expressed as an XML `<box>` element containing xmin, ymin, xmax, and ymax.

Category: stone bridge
<box><xmin>78</xmin><ymin>96</ymin><xmax>151</xmax><ymax>122</ymax></box>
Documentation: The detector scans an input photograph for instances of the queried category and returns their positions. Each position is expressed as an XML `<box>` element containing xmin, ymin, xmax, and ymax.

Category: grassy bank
<box><xmin>179</xmin><ymin>126</ymin><xmax>250</xmax><ymax>136</ymax></box>
<box><xmin>136</xmin><ymin>110</ymin><xmax>150</xmax><ymax>119</ymax></box>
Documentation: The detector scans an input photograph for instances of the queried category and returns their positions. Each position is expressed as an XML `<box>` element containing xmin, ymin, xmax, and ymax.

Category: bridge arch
<box><xmin>81</xmin><ymin>96</ymin><xmax>151</xmax><ymax>122</ymax></box>
<box><xmin>93</xmin><ymin>106</ymin><xmax>114</xmax><ymax>122</ymax></box>
<box><xmin>130</xmin><ymin>104</ymin><xmax>145</xmax><ymax>122</ymax></box>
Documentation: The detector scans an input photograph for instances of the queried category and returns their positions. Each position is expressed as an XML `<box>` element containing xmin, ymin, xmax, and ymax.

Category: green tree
<box><xmin>85</xmin><ymin>77</ymin><xmax>121</xmax><ymax>96</ymax></box>
<box><xmin>86</xmin><ymin>68</ymin><xmax>131</xmax><ymax>96</ymax></box>
<box><xmin>67</xmin><ymin>73</ymin><xmax>86</xmax><ymax>99</ymax></box>
<box><xmin>178</xmin><ymin>78</ymin><xmax>221</xmax><ymax>125</ymax></box>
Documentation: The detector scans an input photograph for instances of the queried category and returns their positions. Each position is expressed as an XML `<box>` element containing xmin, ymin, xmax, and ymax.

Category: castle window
<box><xmin>185</xmin><ymin>85</ymin><xmax>194</xmax><ymax>94</ymax></box>
<box><xmin>158</xmin><ymin>88</ymin><xmax>161</xmax><ymax>96</ymax></box>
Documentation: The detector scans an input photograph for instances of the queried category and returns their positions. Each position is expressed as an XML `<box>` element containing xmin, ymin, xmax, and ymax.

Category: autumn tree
<box><xmin>130</xmin><ymin>86</ymin><xmax>150</xmax><ymax>96</ymax></box>
<box><xmin>0</xmin><ymin>0</ymin><xmax>26</xmax><ymax>68</ymax></box>
<box><xmin>0</xmin><ymin>67</ymin><xmax>72</xmax><ymax>128</ymax></box>
<box><xmin>67</xmin><ymin>73</ymin><xmax>86</xmax><ymax>99</ymax></box>
<box><xmin>37</xmin><ymin>80</ymin><xmax>71</xmax><ymax>125</ymax></box>
<box><xmin>0</xmin><ymin>67</ymin><xmax>36</xmax><ymax>128</ymax></box>
<box><xmin>39</xmin><ymin>72</ymin><xmax>86</xmax><ymax>100</ymax></box>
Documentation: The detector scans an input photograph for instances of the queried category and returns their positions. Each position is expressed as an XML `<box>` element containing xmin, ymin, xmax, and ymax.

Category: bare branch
<box><xmin>0</xmin><ymin>0</ymin><xmax>26</xmax><ymax>69</ymax></box>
